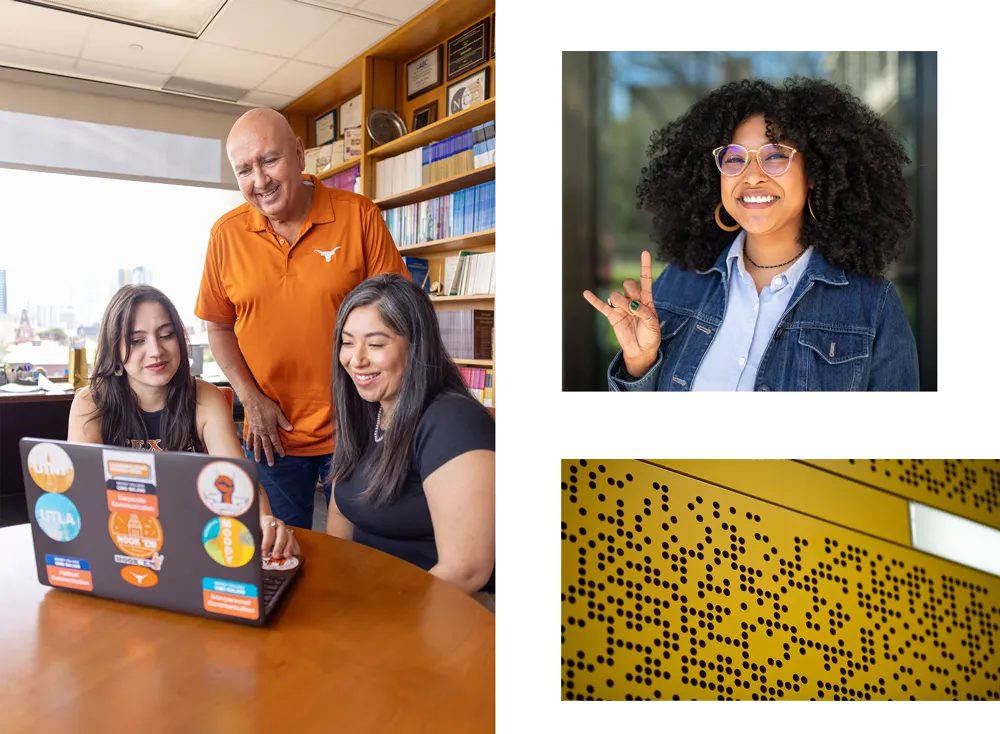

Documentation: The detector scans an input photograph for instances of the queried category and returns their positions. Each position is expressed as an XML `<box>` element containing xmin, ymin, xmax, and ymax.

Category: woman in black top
<box><xmin>67</xmin><ymin>284</ymin><xmax>297</xmax><ymax>559</ymax></box>
<box><xmin>326</xmin><ymin>274</ymin><xmax>495</xmax><ymax>604</ymax></box>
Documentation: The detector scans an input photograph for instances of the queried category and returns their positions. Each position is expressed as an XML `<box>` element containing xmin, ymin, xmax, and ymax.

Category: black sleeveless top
<box><xmin>125</xmin><ymin>390</ymin><xmax>204</xmax><ymax>453</ymax></box>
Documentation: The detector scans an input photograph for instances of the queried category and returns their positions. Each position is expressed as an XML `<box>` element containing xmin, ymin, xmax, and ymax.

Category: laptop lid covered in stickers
<box><xmin>19</xmin><ymin>437</ymin><xmax>295</xmax><ymax>627</ymax></box>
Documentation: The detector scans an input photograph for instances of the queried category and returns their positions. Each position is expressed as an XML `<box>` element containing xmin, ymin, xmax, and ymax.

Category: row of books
<box><xmin>459</xmin><ymin>367</ymin><xmax>494</xmax><ymax>408</ymax></box>
<box><xmin>442</xmin><ymin>251</ymin><xmax>495</xmax><ymax>296</ymax></box>
<box><xmin>437</xmin><ymin>309</ymin><xmax>493</xmax><ymax>361</ymax></box>
<box><xmin>304</xmin><ymin>128</ymin><xmax>362</xmax><ymax>175</ymax></box>
<box><xmin>373</xmin><ymin>120</ymin><xmax>496</xmax><ymax>199</ymax></box>
<box><xmin>383</xmin><ymin>181</ymin><xmax>495</xmax><ymax>248</ymax></box>
<box><xmin>320</xmin><ymin>165</ymin><xmax>361</xmax><ymax>194</ymax></box>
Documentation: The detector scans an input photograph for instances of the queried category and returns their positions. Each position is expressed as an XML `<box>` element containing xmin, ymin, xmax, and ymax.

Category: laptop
<box><xmin>19</xmin><ymin>437</ymin><xmax>303</xmax><ymax>626</ymax></box>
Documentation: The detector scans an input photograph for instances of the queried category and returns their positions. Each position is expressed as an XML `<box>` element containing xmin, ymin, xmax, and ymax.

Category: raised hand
<box><xmin>583</xmin><ymin>250</ymin><xmax>660</xmax><ymax>378</ymax></box>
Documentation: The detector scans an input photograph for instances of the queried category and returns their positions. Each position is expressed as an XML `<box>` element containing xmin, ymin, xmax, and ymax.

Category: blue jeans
<box><xmin>244</xmin><ymin>444</ymin><xmax>332</xmax><ymax>530</ymax></box>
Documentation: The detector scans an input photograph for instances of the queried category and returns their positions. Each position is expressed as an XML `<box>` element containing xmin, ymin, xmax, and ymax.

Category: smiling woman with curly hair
<box><xmin>583</xmin><ymin>77</ymin><xmax>918</xmax><ymax>392</ymax></box>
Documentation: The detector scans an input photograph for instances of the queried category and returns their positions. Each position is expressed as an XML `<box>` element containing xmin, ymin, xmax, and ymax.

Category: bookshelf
<box><xmin>282</xmin><ymin>0</ymin><xmax>496</xmax><ymax>413</ymax></box>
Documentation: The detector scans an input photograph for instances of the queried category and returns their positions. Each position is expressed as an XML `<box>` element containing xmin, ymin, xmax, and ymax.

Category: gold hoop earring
<box><xmin>714</xmin><ymin>202</ymin><xmax>740</xmax><ymax>232</ymax></box>
<box><xmin>807</xmin><ymin>194</ymin><xmax>817</xmax><ymax>221</ymax></box>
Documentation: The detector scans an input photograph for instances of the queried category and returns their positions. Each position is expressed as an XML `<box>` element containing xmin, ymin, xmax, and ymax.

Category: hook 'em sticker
<box><xmin>28</xmin><ymin>443</ymin><xmax>75</xmax><ymax>493</ymax></box>
<box><xmin>109</xmin><ymin>512</ymin><xmax>164</xmax><ymax>558</ymax></box>
<box><xmin>45</xmin><ymin>555</ymin><xmax>93</xmax><ymax>591</ymax></box>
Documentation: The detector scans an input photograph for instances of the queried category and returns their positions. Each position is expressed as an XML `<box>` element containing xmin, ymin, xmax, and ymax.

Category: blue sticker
<box><xmin>35</xmin><ymin>493</ymin><xmax>82</xmax><ymax>542</ymax></box>
<box><xmin>45</xmin><ymin>554</ymin><xmax>90</xmax><ymax>571</ymax></box>
<box><xmin>202</xmin><ymin>577</ymin><xmax>259</xmax><ymax>598</ymax></box>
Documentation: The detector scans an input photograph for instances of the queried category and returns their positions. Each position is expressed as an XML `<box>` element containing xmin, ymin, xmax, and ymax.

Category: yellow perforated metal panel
<box><xmin>802</xmin><ymin>460</ymin><xmax>1000</xmax><ymax>530</ymax></box>
<box><xmin>561</xmin><ymin>460</ymin><xmax>1000</xmax><ymax>701</ymax></box>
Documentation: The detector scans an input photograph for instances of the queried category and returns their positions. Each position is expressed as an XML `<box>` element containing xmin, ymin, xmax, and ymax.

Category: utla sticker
<box><xmin>35</xmin><ymin>494</ymin><xmax>82</xmax><ymax>542</ymax></box>
<box><xmin>45</xmin><ymin>554</ymin><xmax>93</xmax><ymax>591</ymax></box>
<box><xmin>28</xmin><ymin>443</ymin><xmax>75</xmax><ymax>493</ymax></box>
<box><xmin>202</xmin><ymin>577</ymin><xmax>260</xmax><ymax>620</ymax></box>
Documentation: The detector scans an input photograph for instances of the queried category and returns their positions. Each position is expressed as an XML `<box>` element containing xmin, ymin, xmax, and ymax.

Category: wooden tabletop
<box><xmin>0</xmin><ymin>524</ymin><xmax>495</xmax><ymax>733</ymax></box>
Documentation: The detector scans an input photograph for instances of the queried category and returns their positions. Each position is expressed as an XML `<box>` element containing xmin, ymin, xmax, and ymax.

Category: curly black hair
<box><xmin>636</xmin><ymin>77</ymin><xmax>912</xmax><ymax>277</ymax></box>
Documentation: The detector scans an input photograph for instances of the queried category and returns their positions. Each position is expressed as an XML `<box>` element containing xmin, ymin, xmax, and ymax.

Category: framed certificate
<box><xmin>446</xmin><ymin>67</ymin><xmax>490</xmax><ymax>116</ymax></box>
<box><xmin>406</xmin><ymin>46</ymin><xmax>443</xmax><ymax>101</ymax></box>
<box><xmin>314</xmin><ymin>110</ymin><xmax>335</xmax><ymax>146</ymax></box>
<box><xmin>446</xmin><ymin>17</ymin><xmax>490</xmax><ymax>81</ymax></box>
<box><xmin>339</xmin><ymin>94</ymin><xmax>362</xmax><ymax>135</ymax></box>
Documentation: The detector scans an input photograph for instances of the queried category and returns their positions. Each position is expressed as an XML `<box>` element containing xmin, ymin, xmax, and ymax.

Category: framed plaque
<box><xmin>446</xmin><ymin>17</ymin><xmax>490</xmax><ymax>81</ymax></box>
<box><xmin>314</xmin><ymin>109</ymin><xmax>335</xmax><ymax>146</ymax></box>
<box><xmin>339</xmin><ymin>94</ymin><xmax>362</xmax><ymax>135</ymax></box>
<box><xmin>412</xmin><ymin>100</ymin><xmax>438</xmax><ymax>130</ymax></box>
<box><xmin>406</xmin><ymin>46</ymin><xmax>443</xmax><ymax>101</ymax></box>
<box><xmin>446</xmin><ymin>68</ymin><xmax>490</xmax><ymax>117</ymax></box>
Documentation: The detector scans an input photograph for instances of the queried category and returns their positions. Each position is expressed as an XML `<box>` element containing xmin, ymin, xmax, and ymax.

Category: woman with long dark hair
<box><xmin>325</xmin><ymin>274</ymin><xmax>495</xmax><ymax>607</ymax></box>
<box><xmin>67</xmin><ymin>284</ymin><xmax>297</xmax><ymax>558</ymax></box>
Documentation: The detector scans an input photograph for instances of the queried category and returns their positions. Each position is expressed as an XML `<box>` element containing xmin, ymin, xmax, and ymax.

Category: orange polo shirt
<box><xmin>194</xmin><ymin>175</ymin><xmax>409</xmax><ymax>456</ymax></box>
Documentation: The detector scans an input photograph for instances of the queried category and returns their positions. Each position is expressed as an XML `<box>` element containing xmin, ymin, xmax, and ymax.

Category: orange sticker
<box><xmin>106</xmin><ymin>460</ymin><xmax>151</xmax><ymax>479</ymax></box>
<box><xmin>120</xmin><ymin>567</ymin><xmax>158</xmax><ymax>588</ymax></box>
<box><xmin>27</xmin><ymin>443</ymin><xmax>75</xmax><ymax>493</ymax></box>
<box><xmin>106</xmin><ymin>490</ymin><xmax>159</xmax><ymax>516</ymax></box>
<box><xmin>108</xmin><ymin>512</ymin><xmax>164</xmax><ymax>558</ymax></box>
<box><xmin>202</xmin><ymin>590</ymin><xmax>260</xmax><ymax>620</ymax></box>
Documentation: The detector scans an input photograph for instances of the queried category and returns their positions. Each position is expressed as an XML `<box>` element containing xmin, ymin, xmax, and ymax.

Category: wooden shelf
<box><xmin>453</xmin><ymin>358</ymin><xmax>494</xmax><ymax>366</ymax></box>
<box><xmin>396</xmin><ymin>229</ymin><xmax>494</xmax><ymax>256</ymax></box>
<box><xmin>430</xmin><ymin>294</ymin><xmax>494</xmax><ymax>303</ymax></box>
<box><xmin>374</xmin><ymin>164</ymin><xmax>494</xmax><ymax>209</ymax></box>
<box><xmin>369</xmin><ymin>98</ymin><xmax>495</xmax><ymax>160</ymax></box>
<box><xmin>317</xmin><ymin>156</ymin><xmax>362</xmax><ymax>180</ymax></box>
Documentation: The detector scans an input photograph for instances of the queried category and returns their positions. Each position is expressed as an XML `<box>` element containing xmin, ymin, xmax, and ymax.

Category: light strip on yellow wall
<box><xmin>643</xmin><ymin>460</ymin><xmax>912</xmax><ymax>546</ymax></box>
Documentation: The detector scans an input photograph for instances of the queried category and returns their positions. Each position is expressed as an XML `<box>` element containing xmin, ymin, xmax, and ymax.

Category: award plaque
<box><xmin>406</xmin><ymin>46</ymin><xmax>443</xmax><ymax>101</ymax></box>
<box><xmin>412</xmin><ymin>100</ymin><xmax>438</xmax><ymax>130</ymax></box>
<box><xmin>446</xmin><ymin>68</ymin><xmax>490</xmax><ymax>116</ymax></box>
<box><xmin>314</xmin><ymin>110</ymin><xmax>335</xmax><ymax>146</ymax></box>
<box><xmin>446</xmin><ymin>17</ymin><xmax>490</xmax><ymax>81</ymax></box>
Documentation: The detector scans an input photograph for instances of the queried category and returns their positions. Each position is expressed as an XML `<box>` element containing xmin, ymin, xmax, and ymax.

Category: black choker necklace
<box><xmin>744</xmin><ymin>243</ymin><xmax>805</xmax><ymax>269</ymax></box>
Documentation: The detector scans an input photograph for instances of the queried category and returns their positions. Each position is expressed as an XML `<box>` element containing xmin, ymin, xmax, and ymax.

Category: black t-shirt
<box><xmin>335</xmin><ymin>392</ymin><xmax>495</xmax><ymax>592</ymax></box>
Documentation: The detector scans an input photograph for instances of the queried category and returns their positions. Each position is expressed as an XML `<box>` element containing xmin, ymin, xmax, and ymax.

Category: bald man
<box><xmin>195</xmin><ymin>109</ymin><xmax>409</xmax><ymax>529</ymax></box>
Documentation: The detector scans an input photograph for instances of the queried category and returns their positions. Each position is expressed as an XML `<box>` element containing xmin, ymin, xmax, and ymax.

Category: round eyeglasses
<box><xmin>712</xmin><ymin>144</ymin><xmax>798</xmax><ymax>177</ymax></box>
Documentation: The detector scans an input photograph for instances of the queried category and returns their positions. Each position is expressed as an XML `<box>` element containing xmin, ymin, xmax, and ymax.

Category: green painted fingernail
<box><xmin>629</xmin><ymin>300</ymin><xmax>641</xmax><ymax>312</ymax></box>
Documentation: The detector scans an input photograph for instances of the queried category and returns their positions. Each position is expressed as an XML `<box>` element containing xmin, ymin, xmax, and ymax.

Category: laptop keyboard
<box><xmin>262</xmin><ymin>574</ymin><xmax>290</xmax><ymax>612</ymax></box>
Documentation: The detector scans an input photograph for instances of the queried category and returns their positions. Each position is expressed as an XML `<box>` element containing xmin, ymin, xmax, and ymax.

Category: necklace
<box><xmin>744</xmin><ymin>243</ymin><xmax>805</xmax><ymax>269</ymax></box>
<box><xmin>374</xmin><ymin>405</ymin><xmax>385</xmax><ymax>443</ymax></box>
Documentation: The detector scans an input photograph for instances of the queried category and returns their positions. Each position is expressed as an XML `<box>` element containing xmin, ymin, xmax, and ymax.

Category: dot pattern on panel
<box><xmin>561</xmin><ymin>460</ymin><xmax>1000</xmax><ymax>701</ymax></box>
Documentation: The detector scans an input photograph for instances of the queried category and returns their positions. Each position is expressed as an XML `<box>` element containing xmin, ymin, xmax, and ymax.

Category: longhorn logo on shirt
<box><xmin>314</xmin><ymin>247</ymin><xmax>341</xmax><ymax>262</ymax></box>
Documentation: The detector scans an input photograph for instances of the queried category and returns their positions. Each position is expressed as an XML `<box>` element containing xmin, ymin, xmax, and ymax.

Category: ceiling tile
<box><xmin>74</xmin><ymin>59</ymin><xmax>170</xmax><ymax>88</ymax></box>
<box><xmin>79</xmin><ymin>20</ymin><xmax>195</xmax><ymax>74</ymax></box>
<box><xmin>27</xmin><ymin>0</ymin><xmax>225</xmax><ymax>36</ymax></box>
<box><xmin>240</xmin><ymin>90</ymin><xmax>295</xmax><ymax>109</ymax></box>
<box><xmin>354</xmin><ymin>0</ymin><xmax>434</xmax><ymax>22</ymax></box>
<box><xmin>0</xmin><ymin>0</ymin><xmax>93</xmax><ymax>57</ymax></box>
<box><xmin>171</xmin><ymin>42</ymin><xmax>285</xmax><ymax>89</ymax></box>
<box><xmin>0</xmin><ymin>43</ymin><xmax>78</xmax><ymax>74</ymax></box>
<box><xmin>200</xmin><ymin>0</ymin><xmax>341</xmax><ymax>58</ymax></box>
<box><xmin>296</xmin><ymin>15</ymin><xmax>388</xmax><ymax>67</ymax></box>
<box><xmin>257</xmin><ymin>60</ymin><xmax>333</xmax><ymax>97</ymax></box>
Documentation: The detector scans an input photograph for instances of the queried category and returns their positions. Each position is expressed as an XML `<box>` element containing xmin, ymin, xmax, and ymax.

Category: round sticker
<box><xmin>121</xmin><ymin>567</ymin><xmax>158</xmax><ymax>588</ymax></box>
<box><xmin>27</xmin><ymin>443</ymin><xmax>75</xmax><ymax>493</ymax></box>
<box><xmin>34</xmin><ymin>493</ymin><xmax>82</xmax><ymax>542</ymax></box>
<box><xmin>108</xmin><ymin>512</ymin><xmax>164</xmax><ymax>558</ymax></box>
<box><xmin>262</xmin><ymin>555</ymin><xmax>299</xmax><ymax>571</ymax></box>
<box><xmin>202</xmin><ymin>517</ymin><xmax>255</xmax><ymax>568</ymax></box>
<box><xmin>196</xmin><ymin>461</ymin><xmax>254</xmax><ymax>517</ymax></box>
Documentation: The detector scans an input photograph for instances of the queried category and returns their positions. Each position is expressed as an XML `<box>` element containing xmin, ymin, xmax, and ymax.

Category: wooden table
<box><xmin>0</xmin><ymin>524</ymin><xmax>495</xmax><ymax>733</ymax></box>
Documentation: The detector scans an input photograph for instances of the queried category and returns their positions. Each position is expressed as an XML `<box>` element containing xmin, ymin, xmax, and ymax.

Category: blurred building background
<box><xmin>562</xmin><ymin>52</ymin><xmax>937</xmax><ymax>391</ymax></box>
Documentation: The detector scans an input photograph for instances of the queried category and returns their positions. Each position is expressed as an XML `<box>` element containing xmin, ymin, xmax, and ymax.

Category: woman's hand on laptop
<box><xmin>261</xmin><ymin>515</ymin><xmax>300</xmax><ymax>559</ymax></box>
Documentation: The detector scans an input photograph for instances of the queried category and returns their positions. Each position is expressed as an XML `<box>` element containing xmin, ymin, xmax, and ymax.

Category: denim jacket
<box><xmin>608</xmin><ymin>247</ymin><xmax>919</xmax><ymax>391</ymax></box>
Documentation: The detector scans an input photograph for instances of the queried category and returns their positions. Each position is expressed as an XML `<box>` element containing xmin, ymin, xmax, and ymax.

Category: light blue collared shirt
<box><xmin>692</xmin><ymin>232</ymin><xmax>813</xmax><ymax>391</ymax></box>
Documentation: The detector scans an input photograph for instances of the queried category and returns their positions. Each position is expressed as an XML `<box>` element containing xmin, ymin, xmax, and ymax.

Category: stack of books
<box><xmin>442</xmin><ymin>251</ymin><xmax>495</xmax><ymax>296</ymax></box>
<box><xmin>382</xmin><ymin>180</ymin><xmax>495</xmax><ymax>248</ymax></box>
<box><xmin>321</xmin><ymin>165</ymin><xmax>361</xmax><ymax>193</ymax></box>
<box><xmin>436</xmin><ymin>309</ymin><xmax>493</xmax><ymax>361</ymax></box>
<box><xmin>459</xmin><ymin>367</ymin><xmax>494</xmax><ymax>408</ymax></box>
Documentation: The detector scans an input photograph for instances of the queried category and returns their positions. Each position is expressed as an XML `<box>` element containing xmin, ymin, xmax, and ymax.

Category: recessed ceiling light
<box><xmin>128</xmin><ymin>44</ymin><xmax>144</xmax><ymax>53</ymax></box>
